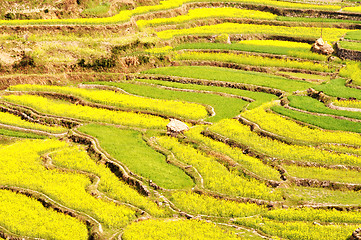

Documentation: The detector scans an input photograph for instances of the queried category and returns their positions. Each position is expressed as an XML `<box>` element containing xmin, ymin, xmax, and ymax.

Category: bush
<box><xmin>77</xmin><ymin>57</ymin><xmax>115</xmax><ymax>71</ymax></box>
<box><xmin>13</xmin><ymin>53</ymin><xmax>35</xmax><ymax>68</ymax></box>
<box><xmin>138</xmin><ymin>55</ymin><xmax>150</xmax><ymax>64</ymax></box>
<box><xmin>4</xmin><ymin>13</ymin><xmax>15</xmax><ymax>20</ymax></box>
<box><xmin>111</xmin><ymin>39</ymin><xmax>154</xmax><ymax>55</ymax></box>
<box><xmin>214</xmin><ymin>33</ymin><xmax>230</xmax><ymax>44</ymax></box>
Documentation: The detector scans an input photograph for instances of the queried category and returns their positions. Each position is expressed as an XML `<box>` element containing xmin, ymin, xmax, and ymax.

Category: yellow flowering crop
<box><xmin>123</xmin><ymin>218</ymin><xmax>242</xmax><ymax>240</ymax></box>
<box><xmin>333</xmin><ymin>99</ymin><xmax>361</xmax><ymax>109</ymax></box>
<box><xmin>9</xmin><ymin>84</ymin><xmax>209</xmax><ymax>120</ymax></box>
<box><xmin>51</xmin><ymin>146</ymin><xmax>165</xmax><ymax>217</ymax></box>
<box><xmin>236</xmin><ymin>216</ymin><xmax>361</xmax><ymax>240</ymax></box>
<box><xmin>0</xmin><ymin>110</ymin><xmax>66</xmax><ymax>133</ymax></box>
<box><xmin>186</xmin><ymin>126</ymin><xmax>281</xmax><ymax>180</ymax></box>
<box><xmin>0</xmin><ymin>0</ymin><xmax>339</xmax><ymax>26</ymax></box>
<box><xmin>241</xmin><ymin>102</ymin><xmax>361</xmax><ymax>146</ymax></box>
<box><xmin>0</xmin><ymin>139</ymin><xmax>136</xmax><ymax>228</ymax></box>
<box><xmin>339</xmin><ymin>62</ymin><xmax>361</xmax><ymax>86</ymax></box>
<box><xmin>238</xmin><ymin>39</ymin><xmax>311</xmax><ymax>49</ymax></box>
<box><xmin>157</xmin><ymin>22</ymin><xmax>351</xmax><ymax>42</ymax></box>
<box><xmin>343</xmin><ymin>6</ymin><xmax>361</xmax><ymax>13</ymax></box>
<box><xmin>209</xmin><ymin>119</ymin><xmax>361</xmax><ymax>167</ymax></box>
<box><xmin>137</xmin><ymin>7</ymin><xmax>277</xmax><ymax>28</ymax></box>
<box><xmin>0</xmin><ymin>189</ymin><xmax>88</xmax><ymax>240</ymax></box>
<box><xmin>3</xmin><ymin>94</ymin><xmax>169</xmax><ymax>129</ymax></box>
<box><xmin>157</xmin><ymin>136</ymin><xmax>283</xmax><ymax>200</ymax></box>
<box><xmin>145</xmin><ymin>46</ymin><xmax>173</xmax><ymax>54</ymax></box>
<box><xmin>170</xmin><ymin>191</ymin><xmax>266</xmax><ymax>217</ymax></box>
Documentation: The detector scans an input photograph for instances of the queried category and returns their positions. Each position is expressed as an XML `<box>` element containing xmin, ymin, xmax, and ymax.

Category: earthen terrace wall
<box><xmin>335</xmin><ymin>42</ymin><xmax>361</xmax><ymax>61</ymax></box>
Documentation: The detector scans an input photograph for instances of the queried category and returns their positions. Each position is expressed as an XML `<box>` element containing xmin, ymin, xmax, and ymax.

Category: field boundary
<box><xmin>135</xmin><ymin>73</ymin><xmax>285</xmax><ymax>96</ymax></box>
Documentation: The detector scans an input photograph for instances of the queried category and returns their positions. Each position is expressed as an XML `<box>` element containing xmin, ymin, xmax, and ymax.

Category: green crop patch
<box><xmin>278</xmin><ymin>71</ymin><xmax>331</xmax><ymax>83</ymax></box>
<box><xmin>174</xmin><ymin>51</ymin><xmax>334</xmax><ymax>72</ymax></box>
<box><xmin>263</xmin><ymin>207</ymin><xmax>361</xmax><ymax>223</ymax></box>
<box><xmin>0</xmin><ymin>128</ymin><xmax>47</xmax><ymax>139</ymax></box>
<box><xmin>339</xmin><ymin>41</ymin><xmax>361</xmax><ymax>51</ymax></box>
<box><xmin>175</xmin><ymin>41</ymin><xmax>327</xmax><ymax>61</ymax></box>
<box><xmin>272</xmin><ymin>105</ymin><xmax>361</xmax><ymax>133</ymax></box>
<box><xmin>50</xmin><ymin>144</ymin><xmax>165</xmax><ymax>216</ymax></box>
<box><xmin>288</xmin><ymin>95</ymin><xmax>361</xmax><ymax>120</ymax></box>
<box><xmin>132</xmin><ymin>78</ymin><xmax>277</xmax><ymax>109</ymax></box>
<box><xmin>345</xmin><ymin>30</ymin><xmax>361</xmax><ymax>41</ymax></box>
<box><xmin>314</xmin><ymin>78</ymin><xmax>361</xmax><ymax>99</ymax></box>
<box><xmin>144</xmin><ymin>66</ymin><xmax>314</xmax><ymax>92</ymax></box>
<box><xmin>284</xmin><ymin>186</ymin><xmax>361</xmax><ymax>206</ymax></box>
<box><xmin>277</xmin><ymin>16</ymin><xmax>361</xmax><ymax>25</ymax></box>
<box><xmin>79</xmin><ymin>124</ymin><xmax>194</xmax><ymax>190</ymax></box>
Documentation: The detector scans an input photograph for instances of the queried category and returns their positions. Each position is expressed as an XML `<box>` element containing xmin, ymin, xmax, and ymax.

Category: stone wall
<box><xmin>351</xmin><ymin>228</ymin><xmax>361</xmax><ymax>240</ymax></box>
<box><xmin>335</xmin><ymin>42</ymin><xmax>361</xmax><ymax>61</ymax></box>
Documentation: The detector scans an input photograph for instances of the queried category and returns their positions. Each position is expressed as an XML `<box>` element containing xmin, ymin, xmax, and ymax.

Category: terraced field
<box><xmin>1</xmin><ymin>0</ymin><xmax>361</xmax><ymax>239</ymax></box>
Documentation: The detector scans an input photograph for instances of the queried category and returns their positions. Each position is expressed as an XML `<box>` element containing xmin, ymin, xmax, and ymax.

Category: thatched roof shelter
<box><xmin>167</xmin><ymin>119</ymin><xmax>189</xmax><ymax>136</ymax></box>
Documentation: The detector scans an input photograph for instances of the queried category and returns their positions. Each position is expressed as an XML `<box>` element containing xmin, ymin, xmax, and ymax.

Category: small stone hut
<box><xmin>166</xmin><ymin>119</ymin><xmax>189</xmax><ymax>136</ymax></box>
<box><xmin>311</xmin><ymin>38</ymin><xmax>334</xmax><ymax>55</ymax></box>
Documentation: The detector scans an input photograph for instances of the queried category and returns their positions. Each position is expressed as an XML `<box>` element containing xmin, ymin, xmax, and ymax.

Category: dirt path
<box><xmin>328</xmin><ymin>102</ymin><xmax>361</xmax><ymax>113</ymax></box>
<box><xmin>285</xmin><ymin>104</ymin><xmax>361</xmax><ymax>123</ymax></box>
